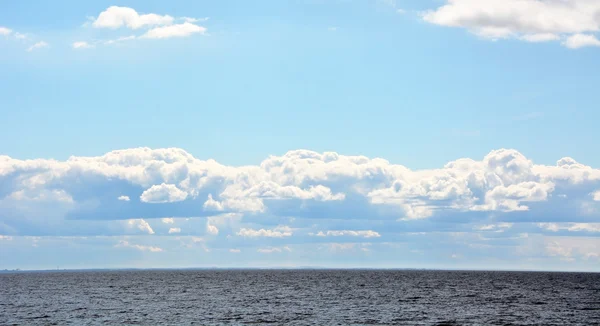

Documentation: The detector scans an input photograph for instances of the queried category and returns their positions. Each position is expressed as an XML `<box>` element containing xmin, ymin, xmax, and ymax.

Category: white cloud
<box><xmin>593</xmin><ymin>191</ymin><xmax>600</xmax><ymax>201</ymax></box>
<box><xmin>475</xmin><ymin>223</ymin><xmax>513</xmax><ymax>232</ymax></box>
<box><xmin>116</xmin><ymin>240</ymin><xmax>163</xmax><ymax>252</ymax></box>
<box><xmin>538</xmin><ymin>223</ymin><xmax>600</xmax><ymax>233</ymax></box>
<box><xmin>237</xmin><ymin>226</ymin><xmax>293</xmax><ymax>238</ymax></box>
<box><xmin>168</xmin><ymin>227</ymin><xmax>181</xmax><ymax>234</ymax></box>
<box><xmin>104</xmin><ymin>35</ymin><xmax>136</xmax><ymax>45</ymax></box>
<box><xmin>14</xmin><ymin>32</ymin><xmax>27</xmax><ymax>40</ymax></box>
<box><xmin>520</xmin><ymin>33</ymin><xmax>560</xmax><ymax>43</ymax></box>
<box><xmin>311</xmin><ymin>230</ymin><xmax>381</xmax><ymax>238</ymax></box>
<box><xmin>93</xmin><ymin>6</ymin><xmax>174</xmax><ymax>29</ymax></box>
<box><xmin>1</xmin><ymin>147</ymin><xmax>600</xmax><ymax>238</ymax></box>
<box><xmin>142</xmin><ymin>22</ymin><xmax>206</xmax><ymax>39</ymax></box>
<box><xmin>140</xmin><ymin>183</ymin><xmax>187</xmax><ymax>203</ymax></box>
<box><xmin>161</xmin><ymin>218</ymin><xmax>175</xmax><ymax>224</ymax></box>
<box><xmin>563</xmin><ymin>34</ymin><xmax>600</xmax><ymax>49</ymax></box>
<box><xmin>118</xmin><ymin>195</ymin><xmax>130</xmax><ymax>201</ymax></box>
<box><xmin>0</xmin><ymin>235</ymin><xmax>13</xmax><ymax>241</ymax></box>
<box><xmin>181</xmin><ymin>17</ymin><xmax>209</xmax><ymax>23</ymax></box>
<box><xmin>203</xmin><ymin>194</ymin><xmax>224</xmax><ymax>211</ymax></box>
<box><xmin>73</xmin><ymin>41</ymin><xmax>94</xmax><ymax>49</ymax></box>
<box><xmin>7</xmin><ymin>189</ymin><xmax>73</xmax><ymax>203</ymax></box>
<box><xmin>206</xmin><ymin>222</ymin><xmax>219</xmax><ymax>235</ymax></box>
<box><xmin>27</xmin><ymin>41</ymin><xmax>48</xmax><ymax>52</ymax></box>
<box><xmin>544</xmin><ymin>236</ymin><xmax>599</xmax><ymax>261</ymax></box>
<box><xmin>0</xmin><ymin>27</ymin><xmax>13</xmax><ymax>36</ymax></box>
<box><xmin>257</xmin><ymin>246</ymin><xmax>292</xmax><ymax>254</ymax></box>
<box><xmin>229</xmin><ymin>248</ymin><xmax>241</xmax><ymax>253</ymax></box>
<box><xmin>126</xmin><ymin>219</ymin><xmax>154</xmax><ymax>234</ymax></box>
<box><xmin>422</xmin><ymin>0</ymin><xmax>600</xmax><ymax>48</ymax></box>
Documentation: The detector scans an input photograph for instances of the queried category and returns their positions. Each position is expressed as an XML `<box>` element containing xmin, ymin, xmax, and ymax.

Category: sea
<box><xmin>1</xmin><ymin>270</ymin><xmax>599</xmax><ymax>325</ymax></box>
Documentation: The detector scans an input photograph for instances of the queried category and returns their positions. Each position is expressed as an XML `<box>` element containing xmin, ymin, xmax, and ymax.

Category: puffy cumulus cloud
<box><xmin>93</xmin><ymin>6</ymin><xmax>174</xmax><ymax>29</ymax></box>
<box><xmin>140</xmin><ymin>183</ymin><xmax>188</xmax><ymax>203</ymax></box>
<box><xmin>89</xmin><ymin>6</ymin><xmax>206</xmax><ymax>43</ymax></box>
<box><xmin>161</xmin><ymin>218</ymin><xmax>175</xmax><ymax>224</ymax></box>
<box><xmin>311</xmin><ymin>230</ymin><xmax>381</xmax><ymax>238</ymax></box>
<box><xmin>141</xmin><ymin>23</ymin><xmax>206</xmax><ymax>39</ymax></box>
<box><xmin>237</xmin><ymin>226</ymin><xmax>293</xmax><ymax>238</ymax></box>
<box><xmin>116</xmin><ymin>240</ymin><xmax>163</xmax><ymax>252</ymax></box>
<box><xmin>118</xmin><ymin>195</ymin><xmax>130</xmax><ymax>201</ymax></box>
<box><xmin>422</xmin><ymin>0</ymin><xmax>600</xmax><ymax>48</ymax></box>
<box><xmin>27</xmin><ymin>41</ymin><xmax>48</xmax><ymax>52</ymax></box>
<box><xmin>563</xmin><ymin>34</ymin><xmax>600</xmax><ymax>48</ymax></box>
<box><xmin>126</xmin><ymin>219</ymin><xmax>154</xmax><ymax>235</ymax></box>
<box><xmin>594</xmin><ymin>191</ymin><xmax>600</xmax><ymax>201</ymax></box>
<box><xmin>1</xmin><ymin>147</ymin><xmax>600</xmax><ymax>237</ymax></box>
<box><xmin>168</xmin><ymin>227</ymin><xmax>181</xmax><ymax>234</ymax></box>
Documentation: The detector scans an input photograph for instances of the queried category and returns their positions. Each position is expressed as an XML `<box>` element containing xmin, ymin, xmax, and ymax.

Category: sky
<box><xmin>0</xmin><ymin>0</ymin><xmax>599</xmax><ymax>271</ymax></box>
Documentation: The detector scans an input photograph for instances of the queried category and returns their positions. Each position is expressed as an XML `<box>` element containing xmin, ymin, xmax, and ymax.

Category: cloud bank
<box><xmin>0</xmin><ymin>147</ymin><xmax>598</xmax><ymax>269</ymax></box>
<box><xmin>422</xmin><ymin>0</ymin><xmax>600</xmax><ymax>48</ymax></box>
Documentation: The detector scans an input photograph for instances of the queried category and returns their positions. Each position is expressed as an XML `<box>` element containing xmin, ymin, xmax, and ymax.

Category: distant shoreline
<box><xmin>1</xmin><ymin>268</ymin><xmax>598</xmax><ymax>274</ymax></box>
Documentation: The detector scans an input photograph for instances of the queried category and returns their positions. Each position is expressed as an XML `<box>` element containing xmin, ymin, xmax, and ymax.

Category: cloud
<box><xmin>89</xmin><ymin>7</ymin><xmax>206</xmax><ymax>43</ymax></box>
<box><xmin>161</xmin><ymin>218</ymin><xmax>175</xmax><ymax>224</ymax></box>
<box><xmin>126</xmin><ymin>219</ymin><xmax>154</xmax><ymax>235</ymax></box>
<box><xmin>141</xmin><ymin>22</ymin><xmax>206</xmax><ymax>39</ymax></box>
<box><xmin>520</xmin><ymin>33</ymin><xmax>560</xmax><ymax>43</ymax></box>
<box><xmin>594</xmin><ymin>191</ymin><xmax>600</xmax><ymax>201</ymax></box>
<box><xmin>0</xmin><ymin>235</ymin><xmax>13</xmax><ymax>241</ymax></box>
<box><xmin>0</xmin><ymin>27</ymin><xmax>12</xmax><ymax>36</ymax></box>
<box><xmin>73</xmin><ymin>41</ymin><xmax>94</xmax><ymax>49</ymax></box>
<box><xmin>104</xmin><ymin>35</ymin><xmax>136</xmax><ymax>45</ymax></box>
<box><xmin>181</xmin><ymin>17</ymin><xmax>209</xmax><ymax>23</ymax></box>
<box><xmin>538</xmin><ymin>223</ymin><xmax>600</xmax><ymax>233</ymax></box>
<box><xmin>229</xmin><ymin>248</ymin><xmax>241</xmax><ymax>253</ymax></box>
<box><xmin>257</xmin><ymin>246</ymin><xmax>292</xmax><ymax>254</ymax></box>
<box><xmin>168</xmin><ymin>227</ymin><xmax>181</xmax><ymax>234</ymax></box>
<box><xmin>72</xmin><ymin>41</ymin><xmax>94</xmax><ymax>49</ymax></box>
<box><xmin>206</xmin><ymin>222</ymin><xmax>219</xmax><ymax>235</ymax></box>
<box><xmin>116</xmin><ymin>240</ymin><xmax>163</xmax><ymax>252</ymax></box>
<box><xmin>27</xmin><ymin>41</ymin><xmax>48</xmax><ymax>52</ymax></box>
<box><xmin>237</xmin><ymin>226</ymin><xmax>293</xmax><ymax>238</ymax></box>
<box><xmin>422</xmin><ymin>0</ymin><xmax>600</xmax><ymax>48</ymax></box>
<box><xmin>1</xmin><ymin>147</ymin><xmax>600</xmax><ymax>239</ymax></box>
<box><xmin>140</xmin><ymin>183</ymin><xmax>188</xmax><ymax>203</ymax></box>
<box><xmin>311</xmin><ymin>230</ymin><xmax>381</xmax><ymax>238</ymax></box>
<box><xmin>93</xmin><ymin>6</ymin><xmax>174</xmax><ymax>29</ymax></box>
<box><xmin>544</xmin><ymin>236</ymin><xmax>599</xmax><ymax>261</ymax></box>
<box><xmin>475</xmin><ymin>223</ymin><xmax>513</xmax><ymax>232</ymax></box>
<box><xmin>563</xmin><ymin>34</ymin><xmax>600</xmax><ymax>49</ymax></box>
<box><xmin>118</xmin><ymin>195</ymin><xmax>130</xmax><ymax>201</ymax></box>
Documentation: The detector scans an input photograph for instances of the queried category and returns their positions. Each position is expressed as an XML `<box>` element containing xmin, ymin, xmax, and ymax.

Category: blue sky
<box><xmin>1</xmin><ymin>0</ymin><xmax>599</xmax><ymax>271</ymax></box>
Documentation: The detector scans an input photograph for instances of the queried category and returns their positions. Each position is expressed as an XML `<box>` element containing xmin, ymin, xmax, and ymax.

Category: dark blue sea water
<box><xmin>1</xmin><ymin>270</ymin><xmax>599</xmax><ymax>325</ymax></box>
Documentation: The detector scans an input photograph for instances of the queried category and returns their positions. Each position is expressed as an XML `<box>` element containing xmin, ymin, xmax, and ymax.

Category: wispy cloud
<box><xmin>27</xmin><ymin>41</ymin><xmax>48</xmax><ymax>52</ymax></box>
